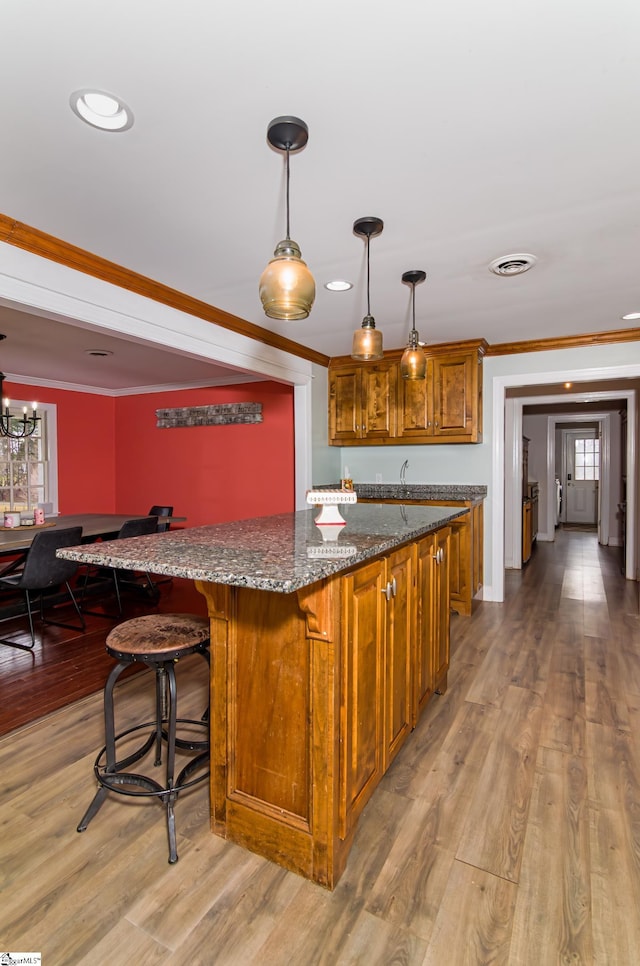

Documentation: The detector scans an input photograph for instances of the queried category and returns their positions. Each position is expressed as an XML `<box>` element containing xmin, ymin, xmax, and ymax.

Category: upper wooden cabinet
<box><xmin>329</xmin><ymin>340</ymin><xmax>486</xmax><ymax>446</ymax></box>
<box><xmin>329</xmin><ymin>359</ymin><xmax>397</xmax><ymax>442</ymax></box>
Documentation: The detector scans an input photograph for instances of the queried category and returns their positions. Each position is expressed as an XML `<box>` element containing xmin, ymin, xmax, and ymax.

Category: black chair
<box><xmin>148</xmin><ymin>505</ymin><xmax>173</xmax><ymax>533</ymax></box>
<box><xmin>81</xmin><ymin>516</ymin><xmax>159</xmax><ymax>618</ymax></box>
<box><xmin>0</xmin><ymin>526</ymin><xmax>85</xmax><ymax>651</ymax></box>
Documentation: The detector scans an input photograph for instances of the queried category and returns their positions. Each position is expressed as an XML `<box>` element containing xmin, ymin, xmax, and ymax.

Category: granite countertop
<box><xmin>316</xmin><ymin>483</ymin><xmax>487</xmax><ymax>502</ymax></box>
<box><xmin>58</xmin><ymin>503</ymin><xmax>468</xmax><ymax>594</ymax></box>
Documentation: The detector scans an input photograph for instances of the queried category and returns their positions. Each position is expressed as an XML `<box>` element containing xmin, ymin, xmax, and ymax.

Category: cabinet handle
<box><xmin>439</xmin><ymin>547</ymin><xmax>445</xmax><ymax>563</ymax></box>
<box><xmin>391</xmin><ymin>576</ymin><xmax>397</xmax><ymax>597</ymax></box>
<box><xmin>381</xmin><ymin>581</ymin><xmax>392</xmax><ymax>601</ymax></box>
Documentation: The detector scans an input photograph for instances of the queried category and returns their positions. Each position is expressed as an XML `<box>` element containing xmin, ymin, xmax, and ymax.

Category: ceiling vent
<box><xmin>488</xmin><ymin>253</ymin><xmax>537</xmax><ymax>276</ymax></box>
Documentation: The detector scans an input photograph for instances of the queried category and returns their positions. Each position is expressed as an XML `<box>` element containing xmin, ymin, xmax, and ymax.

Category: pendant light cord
<box><xmin>411</xmin><ymin>282</ymin><xmax>416</xmax><ymax>335</ymax></box>
<box><xmin>285</xmin><ymin>145</ymin><xmax>291</xmax><ymax>241</ymax></box>
<box><xmin>366</xmin><ymin>233</ymin><xmax>371</xmax><ymax>316</ymax></box>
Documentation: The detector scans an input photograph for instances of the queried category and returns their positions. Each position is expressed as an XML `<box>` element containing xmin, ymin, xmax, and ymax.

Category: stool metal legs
<box><xmin>77</xmin><ymin>649</ymin><xmax>209</xmax><ymax>863</ymax></box>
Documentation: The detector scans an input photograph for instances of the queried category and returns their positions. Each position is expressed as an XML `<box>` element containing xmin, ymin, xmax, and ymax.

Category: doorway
<box><xmin>561</xmin><ymin>428</ymin><xmax>599</xmax><ymax>526</ymax></box>
<box><xmin>501</xmin><ymin>388</ymin><xmax>636</xmax><ymax>590</ymax></box>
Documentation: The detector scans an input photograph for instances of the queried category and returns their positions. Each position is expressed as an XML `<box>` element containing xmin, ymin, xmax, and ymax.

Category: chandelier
<box><xmin>0</xmin><ymin>373</ymin><xmax>39</xmax><ymax>439</ymax></box>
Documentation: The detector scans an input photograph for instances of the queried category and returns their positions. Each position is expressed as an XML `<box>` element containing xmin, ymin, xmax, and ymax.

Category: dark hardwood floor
<box><xmin>0</xmin><ymin>576</ymin><xmax>207</xmax><ymax>737</ymax></box>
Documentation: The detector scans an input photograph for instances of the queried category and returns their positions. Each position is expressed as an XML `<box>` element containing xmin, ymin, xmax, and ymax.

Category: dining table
<box><xmin>0</xmin><ymin>512</ymin><xmax>186</xmax><ymax>567</ymax></box>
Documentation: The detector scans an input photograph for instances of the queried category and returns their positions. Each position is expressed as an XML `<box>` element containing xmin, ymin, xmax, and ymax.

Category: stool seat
<box><xmin>106</xmin><ymin>613</ymin><xmax>210</xmax><ymax>662</ymax></box>
<box><xmin>77</xmin><ymin>612</ymin><xmax>210</xmax><ymax>863</ymax></box>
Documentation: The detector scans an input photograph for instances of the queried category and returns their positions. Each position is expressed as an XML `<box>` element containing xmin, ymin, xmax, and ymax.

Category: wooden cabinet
<box><xmin>341</xmin><ymin>530</ymin><xmax>451</xmax><ymax>837</ymax></box>
<box><xmin>432</xmin><ymin>527</ymin><xmax>451</xmax><ymax>691</ymax></box>
<box><xmin>341</xmin><ymin>557</ymin><xmax>386</xmax><ymax>838</ymax></box>
<box><xmin>329</xmin><ymin>340</ymin><xmax>486</xmax><ymax>446</ymax></box>
<box><xmin>360</xmin><ymin>497</ymin><xmax>483</xmax><ymax>616</ymax></box>
<box><xmin>384</xmin><ymin>543</ymin><xmax>414</xmax><ymax>768</ymax></box>
<box><xmin>341</xmin><ymin>541</ymin><xmax>419</xmax><ymax>839</ymax></box>
<box><xmin>414</xmin><ymin>528</ymin><xmax>451</xmax><ymax>723</ymax></box>
<box><xmin>199</xmin><ymin>522</ymin><xmax>454</xmax><ymax>888</ymax></box>
<box><xmin>328</xmin><ymin>359</ymin><xmax>397</xmax><ymax>442</ymax></box>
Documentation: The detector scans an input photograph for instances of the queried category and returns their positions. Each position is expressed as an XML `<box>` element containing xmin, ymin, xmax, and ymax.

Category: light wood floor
<box><xmin>1</xmin><ymin>529</ymin><xmax>638</xmax><ymax>965</ymax></box>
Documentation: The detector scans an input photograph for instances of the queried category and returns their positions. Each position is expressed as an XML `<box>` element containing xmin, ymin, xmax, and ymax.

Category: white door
<box><xmin>564</xmin><ymin>429</ymin><xmax>599</xmax><ymax>525</ymax></box>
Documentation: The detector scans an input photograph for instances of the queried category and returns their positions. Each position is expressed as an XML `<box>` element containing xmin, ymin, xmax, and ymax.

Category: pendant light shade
<box><xmin>400</xmin><ymin>270</ymin><xmax>427</xmax><ymax>380</ymax></box>
<box><xmin>259</xmin><ymin>116</ymin><xmax>315</xmax><ymax>320</ymax></box>
<box><xmin>351</xmin><ymin>217</ymin><xmax>384</xmax><ymax>361</ymax></box>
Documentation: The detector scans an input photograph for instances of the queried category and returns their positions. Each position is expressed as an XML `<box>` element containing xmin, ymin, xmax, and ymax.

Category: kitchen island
<box><xmin>59</xmin><ymin>502</ymin><xmax>467</xmax><ymax>887</ymax></box>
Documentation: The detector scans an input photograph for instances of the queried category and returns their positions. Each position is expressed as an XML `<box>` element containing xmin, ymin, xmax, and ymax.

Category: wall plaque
<box><xmin>156</xmin><ymin>402</ymin><xmax>263</xmax><ymax>428</ymax></box>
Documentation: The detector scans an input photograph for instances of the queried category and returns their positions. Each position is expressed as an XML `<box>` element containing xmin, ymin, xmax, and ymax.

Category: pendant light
<box><xmin>259</xmin><ymin>116</ymin><xmax>315</xmax><ymax>320</ymax></box>
<box><xmin>400</xmin><ymin>270</ymin><xmax>427</xmax><ymax>380</ymax></box>
<box><xmin>351</xmin><ymin>217</ymin><xmax>384</xmax><ymax>361</ymax></box>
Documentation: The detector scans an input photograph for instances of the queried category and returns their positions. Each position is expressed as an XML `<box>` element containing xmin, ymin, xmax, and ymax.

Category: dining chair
<box><xmin>0</xmin><ymin>526</ymin><xmax>85</xmax><ymax>651</ymax></box>
<box><xmin>148</xmin><ymin>505</ymin><xmax>173</xmax><ymax>533</ymax></box>
<box><xmin>81</xmin><ymin>516</ymin><xmax>160</xmax><ymax>618</ymax></box>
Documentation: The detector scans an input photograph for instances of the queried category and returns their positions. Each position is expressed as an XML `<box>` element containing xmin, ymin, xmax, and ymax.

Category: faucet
<box><xmin>400</xmin><ymin>459</ymin><xmax>409</xmax><ymax>486</ymax></box>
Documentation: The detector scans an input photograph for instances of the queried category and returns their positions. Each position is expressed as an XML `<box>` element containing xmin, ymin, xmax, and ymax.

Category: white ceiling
<box><xmin>0</xmin><ymin>1</ymin><xmax>639</xmax><ymax>391</ymax></box>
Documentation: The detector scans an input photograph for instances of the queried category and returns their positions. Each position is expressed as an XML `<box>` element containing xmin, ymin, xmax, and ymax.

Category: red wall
<box><xmin>8</xmin><ymin>378</ymin><xmax>295</xmax><ymax>526</ymax></box>
<box><xmin>114</xmin><ymin>381</ymin><xmax>295</xmax><ymax>527</ymax></box>
<box><xmin>8</xmin><ymin>380</ymin><xmax>116</xmax><ymax>513</ymax></box>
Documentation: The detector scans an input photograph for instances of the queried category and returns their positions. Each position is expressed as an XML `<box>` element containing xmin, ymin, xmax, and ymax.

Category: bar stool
<box><xmin>77</xmin><ymin>613</ymin><xmax>210</xmax><ymax>863</ymax></box>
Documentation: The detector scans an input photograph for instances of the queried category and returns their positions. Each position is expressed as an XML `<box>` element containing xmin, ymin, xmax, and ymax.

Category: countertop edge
<box><xmin>58</xmin><ymin>505</ymin><xmax>468</xmax><ymax>594</ymax></box>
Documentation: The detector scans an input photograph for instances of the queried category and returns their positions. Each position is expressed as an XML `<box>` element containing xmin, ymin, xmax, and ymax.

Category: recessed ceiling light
<box><xmin>324</xmin><ymin>280</ymin><xmax>353</xmax><ymax>292</ymax></box>
<box><xmin>622</xmin><ymin>312</ymin><xmax>640</xmax><ymax>320</ymax></box>
<box><xmin>70</xmin><ymin>89</ymin><xmax>134</xmax><ymax>132</ymax></box>
<box><xmin>488</xmin><ymin>253</ymin><xmax>537</xmax><ymax>277</ymax></box>
<box><xmin>564</xmin><ymin>382</ymin><xmax>573</xmax><ymax>389</ymax></box>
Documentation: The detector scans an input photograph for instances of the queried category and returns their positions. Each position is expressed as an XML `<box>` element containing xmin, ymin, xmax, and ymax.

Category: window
<box><xmin>574</xmin><ymin>437</ymin><xmax>599</xmax><ymax>481</ymax></box>
<box><xmin>0</xmin><ymin>402</ymin><xmax>57</xmax><ymax>512</ymax></box>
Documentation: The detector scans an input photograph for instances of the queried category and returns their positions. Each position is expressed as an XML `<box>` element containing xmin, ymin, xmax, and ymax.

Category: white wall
<box><xmin>311</xmin><ymin>363</ymin><xmax>341</xmax><ymax>485</ymax></box>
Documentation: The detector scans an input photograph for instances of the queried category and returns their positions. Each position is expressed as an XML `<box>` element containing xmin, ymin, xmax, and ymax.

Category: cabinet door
<box><xmin>329</xmin><ymin>367</ymin><xmax>362</xmax><ymax>443</ymax></box>
<box><xmin>384</xmin><ymin>543</ymin><xmax>414</xmax><ymax>767</ymax></box>
<box><xmin>432</xmin><ymin>353</ymin><xmax>476</xmax><ymax>439</ymax></box>
<box><xmin>414</xmin><ymin>535</ymin><xmax>436</xmax><ymax>724</ymax></box>
<box><xmin>433</xmin><ymin>526</ymin><xmax>451</xmax><ymax>691</ymax></box>
<box><xmin>396</xmin><ymin>362</ymin><xmax>433</xmax><ymax>438</ymax></box>
<box><xmin>447</xmin><ymin>516</ymin><xmax>470</xmax><ymax>615</ymax></box>
<box><xmin>340</xmin><ymin>557</ymin><xmax>386</xmax><ymax>838</ymax></box>
<box><xmin>362</xmin><ymin>361</ymin><xmax>397</xmax><ymax>439</ymax></box>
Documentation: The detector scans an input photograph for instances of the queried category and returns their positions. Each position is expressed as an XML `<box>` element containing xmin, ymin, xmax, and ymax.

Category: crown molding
<box><xmin>2</xmin><ymin>213</ymin><xmax>638</xmax><ymax>366</ymax></box>
<box><xmin>484</xmin><ymin>327</ymin><xmax>640</xmax><ymax>356</ymax></box>
<box><xmin>0</xmin><ymin>213</ymin><xmax>330</xmax><ymax>369</ymax></box>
